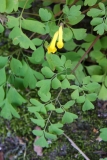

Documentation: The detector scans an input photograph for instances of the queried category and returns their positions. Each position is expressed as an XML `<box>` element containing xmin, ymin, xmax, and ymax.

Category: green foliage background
<box><xmin>0</xmin><ymin>0</ymin><xmax>107</xmax><ymax>159</ymax></box>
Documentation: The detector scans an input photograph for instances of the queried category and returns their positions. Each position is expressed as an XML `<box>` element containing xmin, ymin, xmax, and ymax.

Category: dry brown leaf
<box><xmin>0</xmin><ymin>151</ymin><xmax>4</xmax><ymax>160</ymax></box>
<box><xmin>34</xmin><ymin>126</ymin><xmax>43</xmax><ymax>156</ymax></box>
<box><xmin>93</xmin><ymin>128</ymin><xmax>99</xmax><ymax>134</ymax></box>
<box><xmin>96</xmin><ymin>136</ymin><xmax>102</xmax><ymax>142</ymax></box>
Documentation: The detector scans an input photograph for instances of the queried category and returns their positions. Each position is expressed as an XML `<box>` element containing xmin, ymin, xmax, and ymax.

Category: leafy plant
<box><xmin>0</xmin><ymin>0</ymin><xmax>107</xmax><ymax>158</ymax></box>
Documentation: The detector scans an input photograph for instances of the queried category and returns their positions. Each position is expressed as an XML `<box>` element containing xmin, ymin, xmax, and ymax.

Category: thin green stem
<box><xmin>20</xmin><ymin>0</ymin><xmax>29</xmax><ymax>18</ymax></box>
<box><xmin>19</xmin><ymin>0</ymin><xmax>29</xmax><ymax>28</ymax></box>
<box><xmin>44</xmin><ymin>111</ymin><xmax>53</xmax><ymax>131</ymax></box>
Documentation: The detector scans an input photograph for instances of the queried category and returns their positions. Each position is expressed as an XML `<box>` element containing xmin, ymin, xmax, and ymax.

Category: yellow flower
<box><xmin>57</xmin><ymin>25</ymin><xmax>64</xmax><ymax>49</ymax></box>
<box><xmin>47</xmin><ymin>31</ymin><xmax>59</xmax><ymax>54</ymax></box>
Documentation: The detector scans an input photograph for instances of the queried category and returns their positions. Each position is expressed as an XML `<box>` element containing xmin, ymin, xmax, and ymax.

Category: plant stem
<box><xmin>20</xmin><ymin>0</ymin><xmax>29</xmax><ymax>18</ymax></box>
<box><xmin>72</xmin><ymin>35</ymin><xmax>100</xmax><ymax>73</ymax></box>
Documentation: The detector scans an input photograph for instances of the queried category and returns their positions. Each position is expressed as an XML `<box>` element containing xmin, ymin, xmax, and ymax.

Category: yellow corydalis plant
<box><xmin>47</xmin><ymin>24</ymin><xmax>64</xmax><ymax>54</ymax></box>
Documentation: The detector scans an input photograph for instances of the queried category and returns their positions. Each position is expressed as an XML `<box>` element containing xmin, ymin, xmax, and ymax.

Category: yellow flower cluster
<box><xmin>47</xmin><ymin>25</ymin><xmax>64</xmax><ymax>54</ymax></box>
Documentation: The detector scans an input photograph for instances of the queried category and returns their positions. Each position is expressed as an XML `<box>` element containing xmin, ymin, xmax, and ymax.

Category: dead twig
<box><xmin>63</xmin><ymin>133</ymin><xmax>90</xmax><ymax>160</ymax></box>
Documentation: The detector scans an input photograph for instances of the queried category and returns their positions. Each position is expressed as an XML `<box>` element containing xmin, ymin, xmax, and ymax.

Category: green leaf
<box><xmin>69</xmin><ymin>14</ymin><xmax>85</xmax><ymax>25</ymax></box>
<box><xmin>30</xmin><ymin>99</ymin><xmax>42</xmax><ymax>106</ymax></box>
<box><xmin>46</xmin><ymin>53</ymin><xmax>64</xmax><ymax>70</ymax></box>
<box><xmin>31</xmin><ymin>118</ymin><xmax>45</xmax><ymax>128</ymax></box>
<box><xmin>87</xmin><ymin>8</ymin><xmax>102</xmax><ymax>17</ymax></box>
<box><xmin>49</xmin><ymin>54</ymin><xmax>63</xmax><ymax>67</ymax></box>
<box><xmin>0</xmin><ymin>86</ymin><xmax>5</xmax><ymax>102</ymax></box>
<box><xmin>0</xmin><ymin>0</ymin><xmax>6</xmax><ymax>12</ymax></box>
<box><xmin>99</xmin><ymin>2</ymin><xmax>105</xmax><ymax>12</ymax></box>
<box><xmin>86</xmin><ymin>93</ymin><xmax>97</xmax><ymax>101</ymax></box>
<box><xmin>32</xmin><ymin>38</ymin><xmax>43</xmax><ymax>46</ymax></box>
<box><xmin>29</xmin><ymin>99</ymin><xmax>46</xmax><ymax>114</ymax></box>
<box><xmin>63</xmin><ymin>100</ymin><xmax>75</xmax><ymax>109</ymax></box>
<box><xmin>34</xmin><ymin>135</ymin><xmax>48</xmax><ymax>148</ymax></box>
<box><xmin>7</xmin><ymin>16</ymin><xmax>19</xmax><ymax>28</ymax></box>
<box><xmin>9</xmin><ymin>27</ymin><xmax>36</xmax><ymax>50</ymax></box>
<box><xmin>86</xmin><ymin>65</ymin><xmax>103</xmax><ymax>75</ymax></box>
<box><xmin>67</xmin><ymin>74</ymin><xmax>75</xmax><ymax>80</ymax></box>
<box><xmin>91</xmin><ymin>75</ymin><xmax>104</xmax><ymax>83</ymax></box>
<box><xmin>52</xmin><ymin>77</ymin><xmax>61</xmax><ymax>89</ymax></box>
<box><xmin>0</xmin><ymin>68</ymin><xmax>6</xmax><ymax>85</ymax></box>
<box><xmin>61</xmin><ymin>78</ymin><xmax>70</xmax><ymax>89</ymax></box>
<box><xmin>98</xmin><ymin>84</ymin><xmax>107</xmax><ymax>100</ymax></box>
<box><xmin>84</xmin><ymin>0</ymin><xmax>97</xmax><ymax>6</ymax></box>
<box><xmin>84</xmin><ymin>34</ymin><xmax>95</xmax><ymax>42</ymax></box>
<box><xmin>46</xmin><ymin>53</ymin><xmax>56</xmax><ymax>71</ymax></box>
<box><xmin>45</xmin><ymin>103</ymin><xmax>55</xmax><ymax>111</ymax></box>
<box><xmin>101</xmin><ymin>36</ymin><xmax>107</xmax><ymax>49</ymax></box>
<box><xmin>0</xmin><ymin>56</ymin><xmax>8</xmax><ymax>68</ymax></box>
<box><xmin>68</xmin><ymin>5</ymin><xmax>81</xmax><ymax>22</ymax></box>
<box><xmin>82</xmin><ymin>76</ymin><xmax>90</xmax><ymax>84</ymax></box>
<box><xmin>65</xmin><ymin>60</ymin><xmax>72</xmax><ymax>68</ymax></box>
<box><xmin>23</xmin><ymin>67</ymin><xmax>37</xmax><ymax>89</ymax></box>
<box><xmin>70</xmin><ymin>85</ymin><xmax>79</xmax><ymax>89</ymax></box>
<box><xmin>63</xmin><ymin>5</ymin><xmax>69</xmax><ymax>15</ymax></box>
<box><xmin>85</xmin><ymin>82</ymin><xmax>100</xmax><ymax>92</ymax></box>
<box><xmin>10</xmin><ymin>58</ymin><xmax>22</xmax><ymax>76</ymax></box>
<box><xmin>63</xmin><ymin>28</ymin><xmax>73</xmax><ymax>41</ymax></box>
<box><xmin>73</xmin><ymin>63</ymin><xmax>85</xmax><ymax>84</ymax></box>
<box><xmin>93</xmin><ymin>39</ymin><xmax>102</xmax><ymax>50</ymax></box>
<box><xmin>38</xmin><ymin>91</ymin><xmax>51</xmax><ymax>102</ymax></box>
<box><xmin>100</xmin><ymin>128</ymin><xmax>107</xmax><ymax>141</ymax></box>
<box><xmin>61</xmin><ymin>55</ymin><xmax>66</xmax><ymax>65</ymax></box>
<box><xmin>39</xmin><ymin>8</ymin><xmax>52</xmax><ymax>21</ymax></box>
<box><xmin>62</xmin><ymin>112</ymin><xmax>78</xmax><ymax>124</ymax></box>
<box><xmin>44</xmin><ymin>132</ymin><xmax>57</xmax><ymax>140</ymax></box>
<box><xmin>0</xmin><ymin>99</ymin><xmax>20</xmax><ymax>119</ymax></box>
<box><xmin>28</xmin><ymin>46</ymin><xmax>44</xmax><ymax>64</ymax></box>
<box><xmin>7</xmin><ymin>87</ymin><xmax>26</xmax><ymax>105</ymax></box>
<box><xmin>66</xmin><ymin>0</ymin><xmax>75</xmax><ymax>5</ymax></box>
<box><xmin>76</xmin><ymin>96</ymin><xmax>85</xmax><ymax>103</ymax></box>
<box><xmin>91</xmin><ymin>18</ymin><xmax>103</xmax><ymax>26</ymax></box>
<box><xmin>104</xmin><ymin>76</ymin><xmax>107</xmax><ymax>87</ymax></box>
<box><xmin>49</xmin><ymin>124</ymin><xmax>63</xmax><ymax>135</ymax></box>
<box><xmin>55</xmin><ymin>108</ymin><xmax>64</xmax><ymax>113</ymax></box>
<box><xmin>72</xmin><ymin>28</ymin><xmax>87</xmax><ymax>40</ymax></box>
<box><xmin>18</xmin><ymin>0</ymin><xmax>33</xmax><ymax>9</ymax></box>
<box><xmin>34</xmin><ymin>112</ymin><xmax>44</xmax><ymax>119</ymax></box>
<box><xmin>33</xmin><ymin>71</ymin><xmax>44</xmax><ymax>80</ymax></box>
<box><xmin>0</xmin><ymin>24</ymin><xmax>4</xmax><ymax>33</ymax></box>
<box><xmin>32</xmin><ymin>130</ymin><xmax>43</xmax><ymax>136</ymax></box>
<box><xmin>21</xmin><ymin>19</ymin><xmax>45</xmax><ymax>34</ymax></box>
<box><xmin>41</xmin><ymin>66</ymin><xmax>54</xmax><ymax>78</ymax></box>
<box><xmin>82</xmin><ymin>98</ymin><xmax>94</xmax><ymax>111</ymax></box>
<box><xmin>5</xmin><ymin>0</ymin><xmax>19</xmax><ymax>13</ymax></box>
<box><xmin>71</xmin><ymin>89</ymin><xmax>79</xmax><ymax>100</ymax></box>
<box><xmin>36</xmin><ymin>79</ymin><xmax>51</xmax><ymax>94</ymax></box>
<box><xmin>90</xmin><ymin>50</ymin><xmax>103</xmax><ymax>61</ymax></box>
<box><xmin>94</xmin><ymin>23</ymin><xmax>105</xmax><ymax>35</ymax></box>
<box><xmin>53</xmin><ymin>4</ymin><xmax>60</xmax><ymax>15</ymax></box>
<box><xmin>98</xmin><ymin>58</ymin><xmax>107</xmax><ymax>70</ymax></box>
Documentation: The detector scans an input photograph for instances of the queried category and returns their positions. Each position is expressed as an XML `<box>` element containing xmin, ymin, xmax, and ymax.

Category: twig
<box><xmin>72</xmin><ymin>35</ymin><xmax>100</xmax><ymax>73</ymax></box>
<box><xmin>63</xmin><ymin>133</ymin><xmax>90</xmax><ymax>160</ymax></box>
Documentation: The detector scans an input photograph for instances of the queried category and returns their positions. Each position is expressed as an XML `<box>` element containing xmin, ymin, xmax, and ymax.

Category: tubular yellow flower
<box><xmin>47</xmin><ymin>31</ymin><xmax>59</xmax><ymax>54</ymax></box>
<box><xmin>57</xmin><ymin>25</ymin><xmax>64</xmax><ymax>49</ymax></box>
